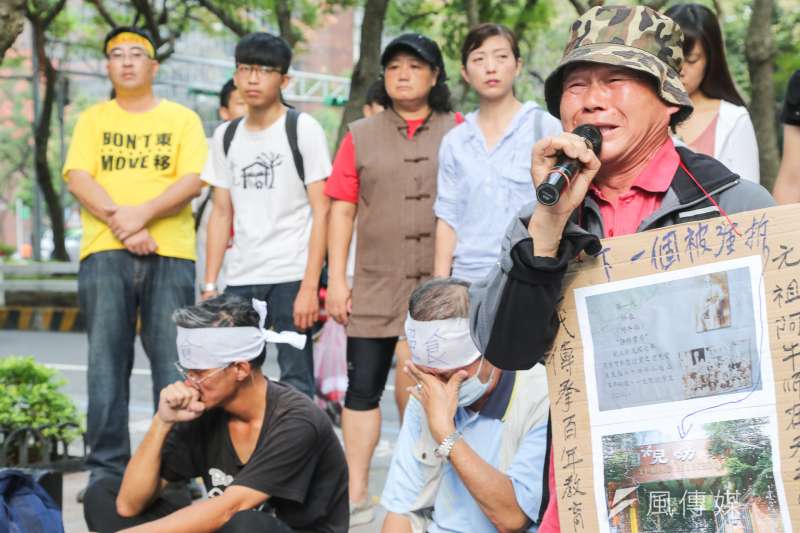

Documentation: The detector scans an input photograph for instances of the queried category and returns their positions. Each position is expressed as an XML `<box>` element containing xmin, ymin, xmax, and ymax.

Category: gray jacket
<box><xmin>469</xmin><ymin>147</ymin><xmax>774</xmax><ymax>370</ymax></box>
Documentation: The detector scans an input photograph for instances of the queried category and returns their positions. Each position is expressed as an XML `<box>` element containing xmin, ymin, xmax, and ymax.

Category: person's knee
<box><xmin>344</xmin><ymin>339</ymin><xmax>393</xmax><ymax>410</ymax></box>
<box><xmin>344</xmin><ymin>358</ymin><xmax>384</xmax><ymax>410</ymax></box>
<box><xmin>83</xmin><ymin>477</ymin><xmax>122</xmax><ymax>529</ymax></box>
<box><xmin>344</xmin><ymin>382</ymin><xmax>383</xmax><ymax>410</ymax></box>
<box><xmin>218</xmin><ymin>510</ymin><xmax>293</xmax><ymax>533</ymax></box>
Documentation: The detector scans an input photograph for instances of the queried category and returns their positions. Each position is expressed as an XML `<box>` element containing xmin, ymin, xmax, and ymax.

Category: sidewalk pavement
<box><xmin>1</xmin><ymin>331</ymin><xmax>397</xmax><ymax>533</ymax></box>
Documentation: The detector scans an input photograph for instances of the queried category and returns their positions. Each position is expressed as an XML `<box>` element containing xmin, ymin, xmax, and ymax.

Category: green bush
<box><xmin>0</xmin><ymin>243</ymin><xmax>14</xmax><ymax>257</ymax></box>
<box><xmin>0</xmin><ymin>356</ymin><xmax>83</xmax><ymax>464</ymax></box>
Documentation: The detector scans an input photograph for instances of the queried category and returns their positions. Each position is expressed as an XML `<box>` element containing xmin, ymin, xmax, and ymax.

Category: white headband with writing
<box><xmin>176</xmin><ymin>299</ymin><xmax>306</xmax><ymax>370</ymax></box>
<box><xmin>404</xmin><ymin>313</ymin><xmax>481</xmax><ymax>369</ymax></box>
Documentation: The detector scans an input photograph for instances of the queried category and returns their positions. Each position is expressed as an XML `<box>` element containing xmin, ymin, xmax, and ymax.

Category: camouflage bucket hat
<box><xmin>544</xmin><ymin>5</ymin><xmax>693</xmax><ymax>125</ymax></box>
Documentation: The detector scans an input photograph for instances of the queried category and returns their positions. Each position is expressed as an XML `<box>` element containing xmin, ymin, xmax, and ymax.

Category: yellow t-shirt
<box><xmin>63</xmin><ymin>99</ymin><xmax>208</xmax><ymax>261</ymax></box>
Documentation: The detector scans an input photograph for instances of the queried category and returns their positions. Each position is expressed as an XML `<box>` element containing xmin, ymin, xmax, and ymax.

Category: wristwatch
<box><xmin>434</xmin><ymin>431</ymin><xmax>462</xmax><ymax>461</ymax></box>
<box><xmin>201</xmin><ymin>282</ymin><xmax>217</xmax><ymax>292</ymax></box>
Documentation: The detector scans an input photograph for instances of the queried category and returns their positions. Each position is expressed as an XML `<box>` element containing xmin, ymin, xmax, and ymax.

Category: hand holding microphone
<box><xmin>527</xmin><ymin>125</ymin><xmax>603</xmax><ymax>258</ymax></box>
<box><xmin>535</xmin><ymin>124</ymin><xmax>602</xmax><ymax>206</ymax></box>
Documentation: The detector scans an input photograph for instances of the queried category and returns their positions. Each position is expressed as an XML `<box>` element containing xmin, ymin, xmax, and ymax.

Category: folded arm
<box><xmin>66</xmin><ymin>169</ymin><xmax>158</xmax><ymax>255</ymax></box>
<box><xmin>108</xmin><ymin>173</ymin><xmax>204</xmax><ymax>241</ymax></box>
<box><xmin>66</xmin><ymin>169</ymin><xmax>117</xmax><ymax>224</ymax></box>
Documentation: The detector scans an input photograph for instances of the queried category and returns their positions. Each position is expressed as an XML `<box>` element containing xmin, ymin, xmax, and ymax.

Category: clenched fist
<box><xmin>157</xmin><ymin>381</ymin><xmax>206</xmax><ymax>423</ymax></box>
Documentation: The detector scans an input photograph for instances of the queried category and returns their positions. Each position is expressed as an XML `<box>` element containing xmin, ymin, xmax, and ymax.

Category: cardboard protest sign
<box><xmin>546</xmin><ymin>204</ymin><xmax>798</xmax><ymax>533</ymax></box>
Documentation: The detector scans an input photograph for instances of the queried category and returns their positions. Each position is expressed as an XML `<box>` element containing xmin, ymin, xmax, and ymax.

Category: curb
<box><xmin>0</xmin><ymin>307</ymin><xmax>85</xmax><ymax>332</ymax></box>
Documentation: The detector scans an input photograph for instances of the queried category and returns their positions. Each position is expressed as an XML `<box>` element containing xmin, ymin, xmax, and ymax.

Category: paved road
<box><xmin>0</xmin><ymin>330</ymin><xmax>399</xmax><ymax>532</ymax></box>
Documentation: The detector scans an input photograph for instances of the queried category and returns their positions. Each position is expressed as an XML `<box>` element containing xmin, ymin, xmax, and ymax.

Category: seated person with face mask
<box><xmin>381</xmin><ymin>278</ymin><xmax>550</xmax><ymax>533</ymax></box>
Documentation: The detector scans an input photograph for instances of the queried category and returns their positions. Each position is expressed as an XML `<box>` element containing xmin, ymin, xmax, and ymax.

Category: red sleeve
<box><xmin>455</xmin><ymin>111</ymin><xmax>465</xmax><ymax>124</ymax></box>
<box><xmin>324</xmin><ymin>132</ymin><xmax>359</xmax><ymax>204</ymax></box>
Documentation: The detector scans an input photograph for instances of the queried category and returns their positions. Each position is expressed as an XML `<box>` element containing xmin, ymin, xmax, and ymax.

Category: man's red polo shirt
<box><xmin>588</xmin><ymin>138</ymin><xmax>679</xmax><ymax>238</ymax></box>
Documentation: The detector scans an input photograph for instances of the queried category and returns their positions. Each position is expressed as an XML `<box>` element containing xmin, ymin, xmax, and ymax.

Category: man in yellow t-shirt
<box><xmin>62</xmin><ymin>26</ymin><xmax>208</xmax><ymax>493</ymax></box>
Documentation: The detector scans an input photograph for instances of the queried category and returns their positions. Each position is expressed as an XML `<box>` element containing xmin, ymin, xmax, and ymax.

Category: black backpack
<box><xmin>195</xmin><ymin>108</ymin><xmax>305</xmax><ymax>230</ymax></box>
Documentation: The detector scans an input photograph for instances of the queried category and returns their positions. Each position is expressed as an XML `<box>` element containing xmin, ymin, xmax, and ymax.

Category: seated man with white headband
<box><xmin>381</xmin><ymin>278</ymin><xmax>550</xmax><ymax>533</ymax></box>
<box><xmin>83</xmin><ymin>293</ymin><xmax>349</xmax><ymax>533</ymax></box>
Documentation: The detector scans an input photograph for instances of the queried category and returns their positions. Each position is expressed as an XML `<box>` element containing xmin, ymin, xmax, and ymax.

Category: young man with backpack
<box><xmin>202</xmin><ymin>33</ymin><xmax>331</xmax><ymax>398</ymax></box>
<box><xmin>194</xmin><ymin>79</ymin><xmax>248</xmax><ymax>300</ymax></box>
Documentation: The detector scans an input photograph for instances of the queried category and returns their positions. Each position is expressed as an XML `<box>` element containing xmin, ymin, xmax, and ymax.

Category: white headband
<box><xmin>176</xmin><ymin>299</ymin><xmax>306</xmax><ymax>370</ymax></box>
<box><xmin>404</xmin><ymin>313</ymin><xmax>481</xmax><ymax>369</ymax></box>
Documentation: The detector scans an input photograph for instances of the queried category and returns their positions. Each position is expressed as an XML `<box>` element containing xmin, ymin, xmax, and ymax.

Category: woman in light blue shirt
<box><xmin>434</xmin><ymin>23</ymin><xmax>562</xmax><ymax>283</ymax></box>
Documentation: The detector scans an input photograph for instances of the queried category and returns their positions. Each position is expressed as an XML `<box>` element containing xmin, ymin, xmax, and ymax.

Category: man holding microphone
<box><xmin>468</xmin><ymin>5</ymin><xmax>774</xmax><ymax>531</ymax></box>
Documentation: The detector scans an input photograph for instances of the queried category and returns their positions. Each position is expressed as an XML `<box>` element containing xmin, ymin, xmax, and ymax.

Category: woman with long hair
<box><xmin>666</xmin><ymin>3</ymin><xmax>760</xmax><ymax>182</ymax></box>
<box><xmin>434</xmin><ymin>23</ymin><xmax>561</xmax><ymax>282</ymax></box>
<box><xmin>324</xmin><ymin>33</ymin><xmax>462</xmax><ymax>526</ymax></box>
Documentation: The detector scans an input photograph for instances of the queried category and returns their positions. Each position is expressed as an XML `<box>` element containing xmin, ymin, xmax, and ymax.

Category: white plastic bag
<box><xmin>313</xmin><ymin>319</ymin><xmax>348</xmax><ymax>405</ymax></box>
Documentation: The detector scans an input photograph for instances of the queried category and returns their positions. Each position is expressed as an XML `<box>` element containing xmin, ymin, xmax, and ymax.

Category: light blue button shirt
<box><xmin>434</xmin><ymin>102</ymin><xmax>562</xmax><ymax>282</ymax></box>
<box><xmin>381</xmin><ymin>372</ymin><xmax>548</xmax><ymax>533</ymax></box>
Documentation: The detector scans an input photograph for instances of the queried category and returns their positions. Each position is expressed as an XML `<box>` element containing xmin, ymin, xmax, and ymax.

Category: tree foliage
<box><xmin>384</xmin><ymin>0</ymin><xmax>555</xmax><ymax>108</ymax></box>
<box><xmin>335</xmin><ymin>0</ymin><xmax>390</xmax><ymax>144</ymax></box>
<box><xmin>601</xmin><ymin>432</ymin><xmax>639</xmax><ymax>484</ymax></box>
<box><xmin>706</xmin><ymin>417</ymin><xmax>775</xmax><ymax>498</ymax></box>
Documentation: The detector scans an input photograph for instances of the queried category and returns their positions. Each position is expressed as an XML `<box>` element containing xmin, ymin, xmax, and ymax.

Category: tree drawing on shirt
<box><xmin>238</xmin><ymin>152</ymin><xmax>283</xmax><ymax>190</ymax></box>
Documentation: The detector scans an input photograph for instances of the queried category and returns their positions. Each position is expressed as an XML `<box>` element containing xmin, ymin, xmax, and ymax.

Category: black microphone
<box><xmin>535</xmin><ymin>124</ymin><xmax>603</xmax><ymax>206</ymax></box>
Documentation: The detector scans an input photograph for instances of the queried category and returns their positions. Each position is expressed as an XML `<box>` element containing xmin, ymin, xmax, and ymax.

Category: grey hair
<box><xmin>408</xmin><ymin>278</ymin><xmax>471</xmax><ymax>321</ymax></box>
<box><xmin>172</xmin><ymin>293</ymin><xmax>260</xmax><ymax>328</ymax></box>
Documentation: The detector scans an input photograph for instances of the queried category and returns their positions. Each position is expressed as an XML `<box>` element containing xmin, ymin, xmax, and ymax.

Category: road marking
<box><xmin>43</xmin><ymin>363</ymin><xmax>386</xmax><ymax>391</ymax></box>
<box><xmin>45</xmin><ymin>362</ymin><xmax>152</xmax><ymax>375</ymax></box>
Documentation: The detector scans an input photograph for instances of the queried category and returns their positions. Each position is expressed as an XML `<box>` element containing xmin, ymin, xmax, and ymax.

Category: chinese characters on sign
<box><xmin>554</xmin><ymin>332</ymin><xmax>585</xmax><ymax>531</ymax></box>
<box><xmin>546</xmin><ymin>206</ymin><xmax>800</xmax><ymax>532</ymax></box>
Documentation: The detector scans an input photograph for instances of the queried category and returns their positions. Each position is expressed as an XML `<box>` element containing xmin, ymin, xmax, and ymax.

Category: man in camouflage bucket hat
<box><xmin>544</xmin><ymin>5</ymin><xmax>693</xmax><ymax>126</ymax></box>
<box><xmin>466</xmin><ymin>5</ymin><xmax>774</xmax><ymax>532</ymax></box>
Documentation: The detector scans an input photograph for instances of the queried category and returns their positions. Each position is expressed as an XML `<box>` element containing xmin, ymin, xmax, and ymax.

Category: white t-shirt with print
<box><xmin>203</xmin><ymin>112</ymin><xmax>331</xmax><ymax>285</ymax></box>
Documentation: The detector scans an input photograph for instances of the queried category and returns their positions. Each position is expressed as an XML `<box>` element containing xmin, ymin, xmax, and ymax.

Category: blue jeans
<box><xmin>78</xmin><ymin>250</ymin><xmax>194</xmax><ymax>482</ymax></box>
<box><xmin>225</xmin><ymin>282</ymin><xmax>314</xmax><ymax>397</ymax></box>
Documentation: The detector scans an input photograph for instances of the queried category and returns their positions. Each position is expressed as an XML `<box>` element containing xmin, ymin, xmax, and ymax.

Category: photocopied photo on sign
<box><xmin>575</xmin><ymin>256</ymin><xmax>773</xmax><ymax>425</ymax></box>
<box><xmin>595</xmin><ymin>412</ymin><xmax>790</xmax><ymax>533</ymax></box>
<box><xmin>573</xmin><ymin>255</ymin><xmax>792</xmax><ymax>533</ymax></box>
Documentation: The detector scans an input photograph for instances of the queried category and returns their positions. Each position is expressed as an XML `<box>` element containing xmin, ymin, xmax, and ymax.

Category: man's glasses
<box><xmin>174</xmin><ymin>362</ymin><xmax>230</xmax><ymax>386</ymax></box>
<box><xmin>235</xmin><ymin>64</ymin><xmax>283</xmax><ymax>77</ymax></box>
<box><xmin>108</xmin><ymin>48</ymin><xmax>151</xmax><ymax>62</ymax></box>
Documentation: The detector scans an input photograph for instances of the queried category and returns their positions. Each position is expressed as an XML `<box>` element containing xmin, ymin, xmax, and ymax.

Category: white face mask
<box><xmin>457</xmin><ymin>357</ymin><xmax>494</xmax><ymax>407</ymax></box>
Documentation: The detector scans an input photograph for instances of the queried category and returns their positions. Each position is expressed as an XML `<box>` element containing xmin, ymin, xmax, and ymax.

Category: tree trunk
<box><xmin>335</xmin><ymin>0</ymin><xmax>391</xmax><ymax>146</ymax></box>
<box><xmin>456</xmin><ymin>0</ymin><xmax>483</xmax><ymax>106</ymax></box>
<box><xmin>745</xmin><ymin>0</ymin><xmax>779</xmax><ymax>189</ymax></box>
<box><xmin>0</xmin><ymin>0</ymin><xmax>25</xmax><ymax>65</ymax></box>
<box><xmin>464</xmin><ymin>0</ymin><xmax>479</xmax><ymax>29</ymax></box>
<box><xmin>32</xmin><ymin>22</ymin><xmax>68</xmax><ymax>262</ymax></box>
<box><xmin>275</xmin><ymin>0</ymin><xmax>296</xmax><ymax>47</ymax></box>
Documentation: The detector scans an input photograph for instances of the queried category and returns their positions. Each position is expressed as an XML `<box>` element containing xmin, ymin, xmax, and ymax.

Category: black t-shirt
<box><xmin>781</xmin><ymin>70</ymin><xmax>800</xmax><ymax>126</ymax></box>
<box><xmin>160</xmin><ymin>380</ymin><xmax>348</xmax><ymax>533</ymax></box>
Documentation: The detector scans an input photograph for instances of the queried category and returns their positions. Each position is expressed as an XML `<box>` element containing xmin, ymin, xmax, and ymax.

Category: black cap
<box><xmin>381</xmin><ymin>33</ymin><xmax>447</xmax><ymax>82</ymax></box>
